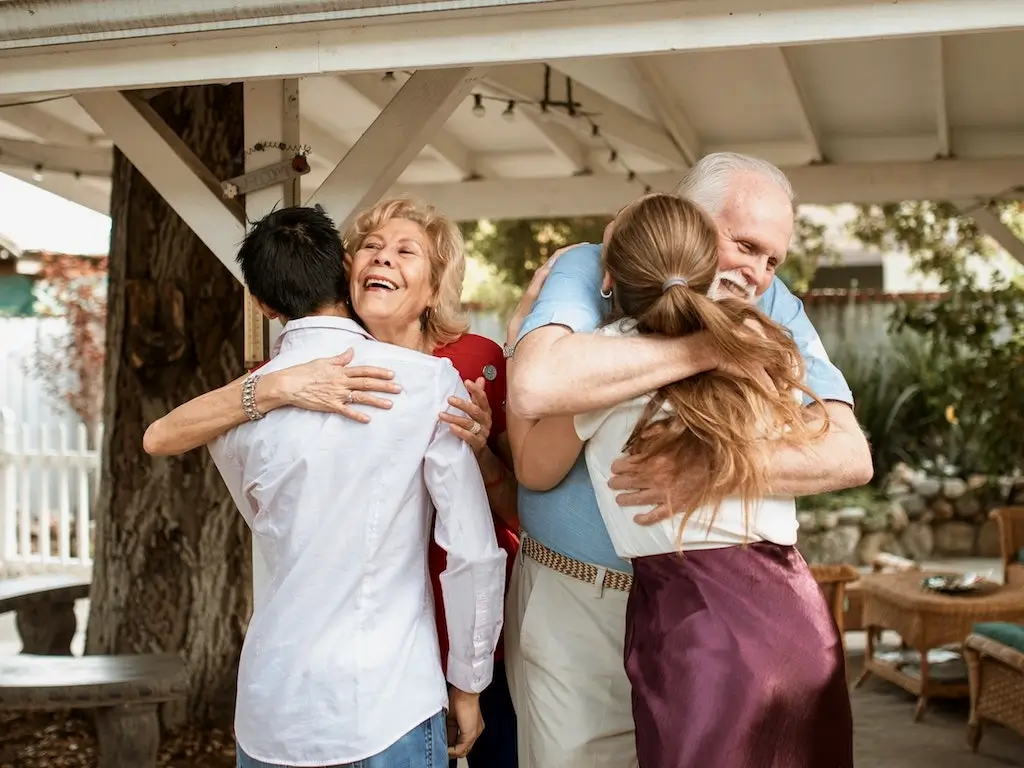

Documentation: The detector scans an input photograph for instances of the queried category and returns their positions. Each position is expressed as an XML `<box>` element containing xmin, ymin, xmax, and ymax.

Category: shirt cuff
<box><xmin>445</xmin><ymin>654</ymin><xmax>494</xmax><ymax>695</ymax></box>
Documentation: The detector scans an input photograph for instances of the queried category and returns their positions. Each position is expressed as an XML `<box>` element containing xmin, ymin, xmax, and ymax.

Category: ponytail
<box><xmin>601</xmin><ymin>191</ymin><xmax>828</xmax><ymax>542</ymax></box>
<box><xmin>626</xmin><ymin>283</ymin><xmax>825</xmax><ymax>542</ymax></box>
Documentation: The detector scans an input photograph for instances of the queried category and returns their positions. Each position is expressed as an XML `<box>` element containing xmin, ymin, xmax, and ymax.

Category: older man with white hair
<box><xmin>503</xmin><ymin>152</ymin><xmax>872</xmax><ymax>768</ymax></box>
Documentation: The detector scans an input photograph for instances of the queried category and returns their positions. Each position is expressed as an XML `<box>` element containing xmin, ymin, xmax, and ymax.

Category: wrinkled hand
<box><xmin>505</xmin><ymin>243</ymin><xmax>589</xmax><ymax>346</ymax></box>
<box><xmin>275</xmin><ymin>348</ymin><xmax>401</xmax><ymax>424</ymax></box>
<box><xmin>440</xmin><ymin>377</ymin><xmax>492</xmax><ymax>455</ymax></box>
<box><xmin>608</xmin><ymin>453</ymin><xmax>702</xmax><ymax>526</ymax></box>
<box><xmin>447</xmin><ymin>689</ymin><xmax>484</xmax><ymax>759</ymax></box>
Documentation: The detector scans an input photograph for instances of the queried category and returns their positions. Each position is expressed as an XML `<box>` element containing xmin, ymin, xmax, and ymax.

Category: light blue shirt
<box><xmin>514</xmin><ymin>244</ymin><xmax>854</xmax><ymax>572</ymax></box>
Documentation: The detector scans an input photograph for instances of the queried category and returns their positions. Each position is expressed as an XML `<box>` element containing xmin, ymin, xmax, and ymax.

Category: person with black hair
<box><xmin>205</xmin><ymin>206</ymin><xmax>506</xmax><ymax>768</ymax></box>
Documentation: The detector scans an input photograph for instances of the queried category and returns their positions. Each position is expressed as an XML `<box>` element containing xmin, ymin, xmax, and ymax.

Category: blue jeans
<box><xmin>237</xmin><ymin>710</ymin><xmax>447</xmax><ymax>768</ymax></box>
<box><xmin>449</xmin><ymin>660</ymin><xmax>517</xmax><ymax>768</ymax></box>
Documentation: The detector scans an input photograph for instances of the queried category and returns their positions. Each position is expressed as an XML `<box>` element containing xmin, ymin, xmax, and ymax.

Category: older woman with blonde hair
<box><xmin>143</xmin><ymin>198</ymin><xmax>520</xmax><ymax>768</ymax></box>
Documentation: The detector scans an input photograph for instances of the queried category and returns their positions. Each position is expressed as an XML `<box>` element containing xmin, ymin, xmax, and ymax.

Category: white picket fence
<box><xmin>0</xmin><ymin>407</ymin><xmax>101</xmax><ymax>571</ymax></box>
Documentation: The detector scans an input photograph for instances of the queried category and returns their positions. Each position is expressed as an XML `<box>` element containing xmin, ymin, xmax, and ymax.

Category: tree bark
<box><xmin>86</xmin><ymin>84</ymin><xmax>251</xmax><ymax>727</ymax></box>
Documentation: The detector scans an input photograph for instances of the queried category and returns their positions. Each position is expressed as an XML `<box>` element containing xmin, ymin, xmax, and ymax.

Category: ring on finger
<box><xmin>470</xmin><ymin>421</ymin><xmax>482</xmax><ymax>435</ymax></box>
<box><xmin>345</xmin><ymin>391</ymin><xmax>355</xmax><ymax>405</ymax></box>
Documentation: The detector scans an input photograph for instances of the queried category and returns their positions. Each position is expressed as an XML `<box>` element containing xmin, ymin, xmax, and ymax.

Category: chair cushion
<box><xmin>973</xmin><ymin>622</ymin><xmax>1024</xmax><ymax>654</ymax></box>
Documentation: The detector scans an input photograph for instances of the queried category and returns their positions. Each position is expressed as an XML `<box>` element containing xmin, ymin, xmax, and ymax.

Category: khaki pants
<box><xmin>505</xmin><ymin>547</ymin><xmax>637</xmax><ymax>768</ymax></box>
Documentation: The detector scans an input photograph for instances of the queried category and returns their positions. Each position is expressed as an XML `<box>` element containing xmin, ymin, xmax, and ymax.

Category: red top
<box><xmin>432</xmin><ymin>334</ymin><xmax>518</xmax><ymax>666</ymax></box>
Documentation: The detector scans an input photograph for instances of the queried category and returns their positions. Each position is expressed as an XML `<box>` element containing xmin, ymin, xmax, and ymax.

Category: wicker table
<box><xmin>854</xmin><ymin>571</ymin><xmax>1024</xmax><ymax>721</ymax></box>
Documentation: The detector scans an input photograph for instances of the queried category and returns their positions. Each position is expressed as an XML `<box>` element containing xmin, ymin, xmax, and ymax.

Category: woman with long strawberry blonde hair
<box><xmin>510</xmin><ymin>193</ymin><xmax>853</xmax><ymax>768</ymax></box>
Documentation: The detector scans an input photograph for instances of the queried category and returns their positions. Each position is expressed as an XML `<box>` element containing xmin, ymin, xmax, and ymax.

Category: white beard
<box><xmin>707</xmin><ymin>269</ymin><xmax>756</xmax><ymax>303</ymax></box>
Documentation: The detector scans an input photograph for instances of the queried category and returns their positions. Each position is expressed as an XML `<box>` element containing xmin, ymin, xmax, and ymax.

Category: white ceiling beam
<box><xmin>486</xmin><ymin>65</ymin><xmax>684</xmax><ymax>167</ymax></box>
<box><xmin>2</xmin><ymin>167</ymin><xmax>111</xmax><ymax>215</ymax></box>
<box><xmin>306</xmin><ymin>67</ymin><xmax>486</xmax><ymax>232</ymax></box>
<box><xmin>29</xmin><ymin>132</ymin><xmax>1024</xmax><ymax>189</ymax></box>
<box><xmin>769</xmin><ymin>47</ymin><xmax>824</xmax><ymax>164</ymax></box>
<box><xmin>8</xmin><ymin>0</ymin><xmax>1023</xmax><ymax>97</ymax></box>
<box><xmin>74</xmin><ymin>91</ymin><xmax>245</xmax><ymax>282</ymax></box>
<box><xmin>341</xmin><ymin>73</ymin><xmax>477</xmax><ymax>178</ymax></box>
<box><xmin>514</xmin><ymin>106</ymin><xmax>591</xmax><ymax>174</ymax></box>
<box><xmin>625</xmin><ymin>58</ymin><xmax>702</xmax><ymax>167</ymax></box>
<box><xmin>300</xmin><ymin>119</ymin><xmax>352</xmax><ymax>167</ymax></box>
<box><xmin>0</xmin><ymin>103</ymin><xmax>97</xmax><ymax>146</ymax></box>
<box><xmin>549</xmin><ymin>59</ymin><xmax>656</xmax><ymax>122</ymax></box>
<box><xmin>958</xmin><ymin>203</ymin><xmax>1024</xmax><ymax>267</ymax></box>
<box><xmin>389</xmin><ymin>158</ymin><xmax>1024</xmax><ymax>221</ymax></box>
<box><xmin>0</xmin><ymin>138</ymin><xmax>111</xmax><ymax>178</ymax></box>
<box><xmin>0</xmin><ymin>0</ymin><xmax>561</xmax><ymax>50</ymax></box>
<box><xmin>933</xmin><ymin>36</ymin><xmax>951</xmax><ymax>158</ymax></box>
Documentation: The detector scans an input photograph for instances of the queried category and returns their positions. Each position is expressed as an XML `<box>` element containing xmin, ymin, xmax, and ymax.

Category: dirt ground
<box><xmin>3</xmin><ymin>657</ymin><xmax>1022</xmax><ymax>768</ymax></box>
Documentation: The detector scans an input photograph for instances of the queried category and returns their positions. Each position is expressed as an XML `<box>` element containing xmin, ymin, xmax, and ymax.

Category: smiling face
<box><xmin>709</xmin><ymin>172</ymin><xmax>794</xmax><ymax>301</ymax></box>
<box><xmin>347</xmin><ymin>217</ymin><xmax>435</xmax><ymax>347</ymax></box>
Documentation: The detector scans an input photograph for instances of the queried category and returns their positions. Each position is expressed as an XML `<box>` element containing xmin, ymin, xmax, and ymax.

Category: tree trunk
<box><xmin>86</xmin><ymin>84</ymin><xmax>251</xmax><ymax>727</ymax></box>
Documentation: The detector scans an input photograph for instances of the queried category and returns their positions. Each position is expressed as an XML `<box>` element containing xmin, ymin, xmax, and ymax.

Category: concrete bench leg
<box><xmin>15</xmin><ymin>600</ymin><xmax>78</xmax><ymax>655</ymax></box>
<box><xmin>95</xmin><ymin>704</ymin><xmax>160</xmax><ymax>768</ymax></box>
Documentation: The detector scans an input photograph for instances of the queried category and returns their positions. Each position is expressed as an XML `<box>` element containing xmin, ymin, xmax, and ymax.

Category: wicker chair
<box><xmin>965</xmin><ymin>630</ymin><xmax>1024</xmax><ymax>751</ymax></box>
<box><xmin>990</xmin><ymin>507</ymin><xmax>1024</xmax><ymax>587</ymax></box>
<box><xmin>810</xmin><ymin>563</ymin><xmax>860</xmax><ymax>676</ymax></box>
<box><xmin>844</xmin><ymin>553</ymin><xmax>921</xmax><ymax>634</ymax></box>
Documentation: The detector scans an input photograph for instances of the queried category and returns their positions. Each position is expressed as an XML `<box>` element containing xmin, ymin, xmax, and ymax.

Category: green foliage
<box><xmin>796</xmin><ymin>486</ymin><xmax>885</xmax><ymax>512</ymax></box>
<box><xmin>849</xmin><ymin>201</ymin><xmax>1024</xmax><ymax>476</ymax></box>
<box><xmin>460</xmin><ymin>217</ymin><xmax>608</xmax><ymax>289</ymax></box>
<box><xmin>779</xmin><ymin>215</ymin><xmax>839</xmax><ymax>293</ymax></box>
<box><xmin>828</xmin><ymin>332</ymin><xmax>945</xmax><ymax>482</ymax></box>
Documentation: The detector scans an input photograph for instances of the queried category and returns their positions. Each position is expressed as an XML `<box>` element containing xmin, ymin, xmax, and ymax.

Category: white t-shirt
<box><xmin>573</xmin><ymin>320</ymin><xmax>798</xmax><ymax>560</ymax></box>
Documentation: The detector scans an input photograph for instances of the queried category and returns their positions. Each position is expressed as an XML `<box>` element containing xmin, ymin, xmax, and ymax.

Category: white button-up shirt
<box><xmin>208</xmin><ymin>315</ymin><xmax>505</xmax><ymax>767</ymax></box>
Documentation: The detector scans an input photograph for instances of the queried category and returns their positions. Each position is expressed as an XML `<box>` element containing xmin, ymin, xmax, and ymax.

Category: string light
<box><xmin>382</xmin><ymin>71</ymin><xmax>397</xmax><ymax>84</ymax></box>
<box><xmin>378</xmin><ymin>66</ymin><xmax>656</xmax><ymax>194</ymax></box>
<box><xmin>32</xmin><ymin>164</ymin><xmax>43</xmax><ymax>182</ymax></box>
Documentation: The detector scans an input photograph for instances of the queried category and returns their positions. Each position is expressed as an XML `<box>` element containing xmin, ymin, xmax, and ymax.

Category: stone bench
<box><xmin>0</xmin><ymin>574</ymin><xmax>91</xmax><ymax>655</ymax></box>
<box><xmin>0</xmin><ymin>653</ymin><xmax>188</xmax><ymax>768</ymax></box>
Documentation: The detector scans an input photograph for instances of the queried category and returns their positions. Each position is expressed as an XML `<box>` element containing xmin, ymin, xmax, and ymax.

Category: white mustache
<box><xmin>707</xmin><ymin>270</ymin><xmax>756</xmax><ymax>302</ymax></box>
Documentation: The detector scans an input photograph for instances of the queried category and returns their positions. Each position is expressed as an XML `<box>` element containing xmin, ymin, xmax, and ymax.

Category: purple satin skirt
<box><xmin>625</xmin><ymin>542</ymin><xmax>853</xmax><ymax>768</ymax></box>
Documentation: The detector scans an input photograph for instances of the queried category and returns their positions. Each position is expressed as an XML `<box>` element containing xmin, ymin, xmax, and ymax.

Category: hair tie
<box><xmin>662</xmin><ymin>277</ymin><xmax>688</xmax><ymax>293</ymax></box>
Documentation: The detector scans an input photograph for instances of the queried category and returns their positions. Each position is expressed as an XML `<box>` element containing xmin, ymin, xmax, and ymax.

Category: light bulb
<box><xmin>502</xmin><ymin>101</ymin><xmax>516</xmax><ymax>122</ymax></box>
<box><xmin>472</xmin><ymin>94</ymin><xmax>486</xmax><ymax>117</ymax></box>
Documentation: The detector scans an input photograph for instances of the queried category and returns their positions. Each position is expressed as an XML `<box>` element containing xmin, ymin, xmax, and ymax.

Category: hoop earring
<box><xmin>420</xmin><ymin>307</ymin><xmax>431</xmax><ymax>331</ymax></box>
<box><xmin>600</xmin><ymin>288</ymin><xmax>613</xmax><ymax>299</ymax></box>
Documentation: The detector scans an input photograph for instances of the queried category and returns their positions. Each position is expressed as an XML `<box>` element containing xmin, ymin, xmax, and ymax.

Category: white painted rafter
<box><xmin>342</xmin><ymin>73</ymin><xmax>476</xmax><ymax>178</ymax></box>
<box><xmin>307</xmin><ymin>67</ymin><xmax>486</xmax><ymax>231</ymax></box>
<box><xmin>0</xmin><ymin>137</ymin><xmax>110</xmax><ymax>177</ymax></box>
<box><xmin>74</xmin><ymin>90</ymin><xmax>245</xmax><ymax>282</ymax></box>
<box><xmin>0</xmin><ymin>103</ymin><xmax>97</xmax><ymax>146</ymax></box>
<box><xmin>390</xmin><ymin>158</ymin><xmax>1024</xmax><ymax>221</ymax></box>
<box><xmin>486</xmin><ymin>65</ymin><xmax>684</xmax><ymax>167</ymax></box>
<box><xmin>481</xmin><ymin>78</ymin><xmax>589</xmax><ymax>173</ymax></box>
<box><xmin>625</xmin><ymin>58</ymin><xmax>701</xmax><ymax>167</ymax></box>
<box><xmin>958</xmin><ymin>202</ymin><xmax>1024</xmax><ymax>266</ymax></box>
<box><xmin>933</xmin><ymin>36</ymin><xmax>951</xmax><ymax>158</ymax></box>
<box><xmin>769</xmin><ymin>47</ymin><xmax>824</xmax><ymax>164</ymax></box>
<box><xmin>5</xmin><ymin>0</ymin><xmax>1024</xmax><ymax>98</ymax></box>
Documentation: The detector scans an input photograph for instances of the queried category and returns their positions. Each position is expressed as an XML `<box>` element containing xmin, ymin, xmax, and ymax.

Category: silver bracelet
<box><xmin>242</xmin><ymin>373</ymin><xmax>264</xmax><ymax>422</ymax></box>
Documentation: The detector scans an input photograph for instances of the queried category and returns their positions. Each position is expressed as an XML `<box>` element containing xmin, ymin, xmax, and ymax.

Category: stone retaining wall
<box><xmin>797</xmin><ymin>464</ymin><xmax>1023</xmax><ymax>565</ymax></box>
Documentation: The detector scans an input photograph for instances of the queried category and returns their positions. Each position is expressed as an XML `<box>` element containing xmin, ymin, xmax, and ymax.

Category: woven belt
<box><xmin>521</xmin><ymin>535</ymin><xmax>633</xmax><ymax>592</ymax></box>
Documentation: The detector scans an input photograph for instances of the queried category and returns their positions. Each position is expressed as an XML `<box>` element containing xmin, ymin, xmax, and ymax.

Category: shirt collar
<box><xmin>271</xmin><ymin>315</ymin><xmax>372</xmax><ymax>358</ymax></box>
